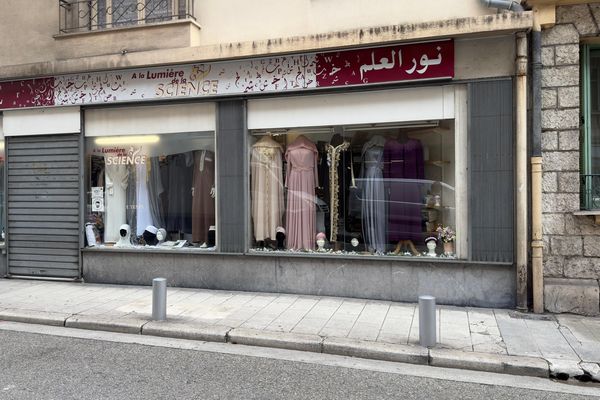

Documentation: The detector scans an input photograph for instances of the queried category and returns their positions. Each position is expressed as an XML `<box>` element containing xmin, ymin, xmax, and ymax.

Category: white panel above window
<box><xmin>3</xmin><ymin>107</ymin><xmax>81</xmax><ymax>136</ymax></box>
<box><xmin>0</xmin><ymin>115</ymin><xmax>4</xmax><ymax>139</ymax></box>
<box><xmin>247</xmin><ymin>86</ymin><xmax>455</xmax><ymax>130</ymax></box>
<box><xmin>85</xmin><ymin>103</ymin><xmax>216</xmax><ymax>137</ymax></box>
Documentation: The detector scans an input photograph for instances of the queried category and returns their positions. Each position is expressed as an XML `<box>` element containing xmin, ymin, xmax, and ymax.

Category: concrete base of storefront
<box><xmin>82</xmin><ymin>249</ymin><xmax>516</xmax><ymax>308</ymax></box>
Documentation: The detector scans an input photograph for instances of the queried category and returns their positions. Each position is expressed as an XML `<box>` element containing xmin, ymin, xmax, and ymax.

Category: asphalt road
<box><xmin>0</xmin><ymin>323</ymin><xmax>598</xmax><ymax>400</ymax></box>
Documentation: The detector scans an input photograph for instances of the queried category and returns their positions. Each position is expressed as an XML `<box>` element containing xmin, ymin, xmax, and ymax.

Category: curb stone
<box><xmin>65</xmin><ymin>315</ymin><xmax>145</xmax><ymax>334</ymax></box>
<box><xmin>323</xmin><ymin>337</ymin><xmax>428</xmax><ymax>365</ymax></box>
<box><xmin>0</xmin><ymin>309</ymin><xmax>554</xmax><ymax>379</ymax></box>
<box><xmin>0</xmin><ymin>309</ymin><xmax>69</xmax><ymax>327</ymax></box>
<box><xmin>430</xmin><ymin>348</ymin><xmax>549</xmax><ymax>378</ymax></box>
<box><xmin>228</xmin><ymin>327</ymin><xmax>323</xmax><ymax>353</ymax></box>
<box><xmin>142</xmin><ymin>320</ymin><xmax>230</xmax><ymax>342</ymax></box>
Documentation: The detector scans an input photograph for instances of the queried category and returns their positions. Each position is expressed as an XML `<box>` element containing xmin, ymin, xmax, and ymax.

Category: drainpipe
<box><xmin>480</xmin><ymin>0</ymin><xmax>524</xmax><ymax>12</ymax></box>
<box><xmin>531</xmin><ymin>15</ymin><xmax>544</xmax><ymax>314</ymax></box>
<box><xmin>516</xmin><ymin>32</ymin><xmax>528</xmax><ymax>311</ymax></box>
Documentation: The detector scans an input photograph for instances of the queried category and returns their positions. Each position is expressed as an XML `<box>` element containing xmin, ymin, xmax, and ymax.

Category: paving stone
<box><xmin>323</xmin><ymin>337</ymin><xmax>428</xmax><ymax>365</ymax></box>
<box><xmin>494</xmin><ymin>310</ymin><xmax>542</xmax><ymax>358</ymax></box>
<box><xmin>228</xmin><ymin>327</ymin><xmax>322</xmax><ymax>352</ymax></box>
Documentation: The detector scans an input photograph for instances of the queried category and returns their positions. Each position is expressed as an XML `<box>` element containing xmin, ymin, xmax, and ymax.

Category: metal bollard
<box><xmin>419</xmin><ymin>295</ymin><xmax>436</xmax><ymax>348</ymax></box>
<box><xmin>152</xmin><ymin>277</ymin><xmax>167</xmax><ymax>321</ymax></box>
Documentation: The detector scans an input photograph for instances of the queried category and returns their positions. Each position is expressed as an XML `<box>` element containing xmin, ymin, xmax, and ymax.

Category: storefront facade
<box><xmin>0</xmin><ymin>36</ymin><xmax>522</xmax><ymax>308</ymax></box>
<box><xmin>0</xmin><ymin>1</ymin><xmax>537</xmax><ymax>309</ymax></box>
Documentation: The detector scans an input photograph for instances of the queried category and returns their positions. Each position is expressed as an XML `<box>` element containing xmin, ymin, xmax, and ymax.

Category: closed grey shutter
<box><xmin>469</xmin><ymin>80</ymin><xmax>514</xmax><ymax>263</ymax></box>
<box><xmin>7</xmin><ymin>134</ymin><xmax>81</xmax><ymax>278</ymax></box>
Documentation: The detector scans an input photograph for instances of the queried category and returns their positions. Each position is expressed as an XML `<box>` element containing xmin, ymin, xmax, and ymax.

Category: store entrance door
<box><xmin>6</xmin><ymin>134</ymin><xmax>82</xmax><ymax>278</ymax></box>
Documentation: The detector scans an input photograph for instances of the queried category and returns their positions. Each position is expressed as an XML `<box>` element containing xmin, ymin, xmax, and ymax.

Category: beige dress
<box><xmin>285</xmin><ymin>135</ymin><xmax>319</xmax><ymax>250</ymax></box>
<box><xmin>251</xmin><ymin>136</ymin><xmax>284</xmax><ymax>241</ymax></box>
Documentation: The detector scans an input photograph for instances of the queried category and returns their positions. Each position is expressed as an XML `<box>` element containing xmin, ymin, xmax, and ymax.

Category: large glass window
<box><xmin>85</xmin><ymin>131</ymin><xmax>215</xmax><ymax>250</ymax></box>
<box><xmin>249</xmin><ymin>121</ymin><xmax>457</xmax><ymax>258</ymax></box>
<box><xmin>582</xmin><ymin>46</ymin><xmax>600</xmax><ymax>210</ymax></box>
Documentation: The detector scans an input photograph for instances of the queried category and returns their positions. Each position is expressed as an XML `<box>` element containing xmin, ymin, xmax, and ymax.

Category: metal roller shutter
<box><xmin>469</xmin><ymin>80</ymin><xmax>514</xmax><ymax>263</ymax></box>
<box><xmin>6</xmin><ymin>134</ymin><xmax>82</xmax><ymax>278</ymax></box>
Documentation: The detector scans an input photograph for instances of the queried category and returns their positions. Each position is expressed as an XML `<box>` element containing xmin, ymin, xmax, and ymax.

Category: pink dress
<box><xmin>285</xmin><ymin>136</ymin><xmax>319</xmax><ymax>250</ymax></box>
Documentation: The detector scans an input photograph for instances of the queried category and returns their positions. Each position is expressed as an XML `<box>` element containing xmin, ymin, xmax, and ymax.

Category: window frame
<box><xmin>581</xmin><ymin>44</ymin><xmax>600</xmax><ymax>210</ymax></box>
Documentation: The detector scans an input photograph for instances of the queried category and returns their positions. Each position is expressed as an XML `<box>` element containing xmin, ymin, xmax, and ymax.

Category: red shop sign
<box><xmin>316</xmin><ymin>40</ymin><xmax>454</xmax><ymax>87</ymax></box>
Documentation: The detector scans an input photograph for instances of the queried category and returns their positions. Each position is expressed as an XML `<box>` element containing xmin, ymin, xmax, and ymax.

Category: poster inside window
<box><xmin>85</xmin><ymin>131</ymin><xmax>216</xmax><ymax>250</ymax></box>
<box><xmin>249</xmin><ymin>121</ymin><xmax>457</xmax><ymax>258</ymax></box>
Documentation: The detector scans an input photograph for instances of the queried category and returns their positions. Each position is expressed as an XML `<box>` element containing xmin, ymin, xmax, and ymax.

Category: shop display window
<box><xmin>85</xmin><ymin>132</ymin><xmax>216</xmax><ymax>250</ymax></box>
<box><xmin>249</xmin><ymin>121</ymin><xmax>457</xmax><ymax>258</ymax></box>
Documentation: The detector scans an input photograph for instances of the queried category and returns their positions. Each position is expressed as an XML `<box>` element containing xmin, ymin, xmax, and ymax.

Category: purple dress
<box><xmin>383</xmin><ymin>138</ymin><xmax>424</xmax><ymax>243</ymax></box>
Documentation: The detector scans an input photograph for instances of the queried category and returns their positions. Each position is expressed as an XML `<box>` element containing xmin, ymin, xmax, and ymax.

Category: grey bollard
<box><xmin>152</xmin><ymin>277</ymin><xmax>167</xmax><ymax>321</ymax></box>
<box><xmin>419</xmin><ymin>295</ymin><xmax>436</xmax><ymax>348</ymax></box>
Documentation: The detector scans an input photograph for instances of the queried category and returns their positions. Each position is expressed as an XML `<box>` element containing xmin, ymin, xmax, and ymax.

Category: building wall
<box><xmin>196</xmin><ymin>0</ymin><xmax>491</xmax><ymax>45</ymax></box>
<box><xmin>0</xmin><ymin>0</ymin><xmax>528</xmax><ymax>81</ymax></box>
<box><xmin>0</xmin><ymin>0</ymin><xmax>492</xmax><ymax>69</ymax></box>
<box><xmin>542</xmin><ymin>4</ymin><xmax>600</xmax><ymax>316</ymax></box>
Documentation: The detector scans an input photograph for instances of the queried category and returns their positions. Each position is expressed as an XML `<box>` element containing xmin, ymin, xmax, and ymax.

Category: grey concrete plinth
<box><xmin>82</xmin><ymin>250</ymin><xmax>516</xmax><ymax>308</ymax></box>
<box><xmin>544</xmin><ymin>278</ymin><xmax>600</xmax><ymax>316</ymax></box>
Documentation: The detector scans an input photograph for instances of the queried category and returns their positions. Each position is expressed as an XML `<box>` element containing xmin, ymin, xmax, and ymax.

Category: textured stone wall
<box><xmin>542</xmin><ymin>4</ymin><xmax>600</xmax><ymax>315</ymax></box>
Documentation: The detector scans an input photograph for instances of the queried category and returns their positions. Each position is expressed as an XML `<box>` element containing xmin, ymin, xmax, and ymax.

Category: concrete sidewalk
<box><xmin>1</xmin><ymin>279</ymin><xmax>599</xmax><ymax>382</ymax></box>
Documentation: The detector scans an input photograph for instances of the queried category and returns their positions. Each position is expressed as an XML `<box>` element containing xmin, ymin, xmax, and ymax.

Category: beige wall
<box><xmin>195</xmin><ymin>0</ymin><xmax>491</xmax><ymax>45</ymax></box>
<box><xmin>1</xmin><ymin>0</ymin><xmax>497</xmax><ymax>73</ymax></box>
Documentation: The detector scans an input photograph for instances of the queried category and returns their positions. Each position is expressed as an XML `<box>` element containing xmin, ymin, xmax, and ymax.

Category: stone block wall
<box><xmin>542</xmin><ymin>4</ymin><xmax>600</xmax><ymax>316</ymax></box>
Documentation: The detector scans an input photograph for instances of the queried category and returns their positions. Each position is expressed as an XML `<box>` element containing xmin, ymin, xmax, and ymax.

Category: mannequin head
<box><xmin>156</xmin><ymin>228</ymin><xmax>167</xmax><ymax>243</ymax></box>
<box><xmin>143</xmin><ymin>225</ymin><xmax>159</xmax><ymax>246</ymax></box>
<box><xmin>276</xmin><ymin>226</ymin><xmax>286</xmax><ymax>250</ymax></box>
<box><xmin>425</xmin><ymin>237</ymin><xmax>437</xmax><ymax>257</ymax></box>
<box><xmin>115</xmin><ymin>224</ymin><xmax>132</xmax><ymax>247</ymax></box>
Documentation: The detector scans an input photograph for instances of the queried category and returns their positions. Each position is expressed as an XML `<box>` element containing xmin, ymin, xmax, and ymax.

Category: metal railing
<box><xmin>59</xmin><ymin>0</ymin><xmax>195</xmax><ymax>34</ymax></box>
<box><xmin>581</xmin><ymin>174</ymin><xmax>600</xmax><ymax>210</ymax></box>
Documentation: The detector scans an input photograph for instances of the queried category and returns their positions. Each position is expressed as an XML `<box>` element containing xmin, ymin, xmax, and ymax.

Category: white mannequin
<box><xmin>115</xmin><ymin>224</ymin><xmax>132</xmax><ymax>247</ymax></box>
<box><xmin>157</xmin><ymin>228</ymin><xmax>167</xmax><ymax>243</ymax></box>
<box><xmin>425</xmin><ymin>237</ymin><xmax>437</xmax><ymax>257</ymax></box>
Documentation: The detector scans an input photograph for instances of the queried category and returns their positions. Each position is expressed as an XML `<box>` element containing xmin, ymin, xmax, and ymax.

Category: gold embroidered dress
<box><xmin>326</xmin><ymin>141</ymin><xmax>355</xmax><ymax>242</ymax></box>
<box><xmin>251</xmin><ymin>136</ymin><xmax>284</xmax><ymax>241</ymax></box>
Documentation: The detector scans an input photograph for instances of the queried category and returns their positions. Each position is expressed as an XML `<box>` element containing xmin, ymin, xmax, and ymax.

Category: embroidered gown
<box><xmin>285</xmin><ymin>135</ymin><xmax>319</xmax><ymax>250</ymax></box>
<box><xmin>251</xmin><ymin>137</ymin><xmax>284</xmax><ymax>242</ymax></box>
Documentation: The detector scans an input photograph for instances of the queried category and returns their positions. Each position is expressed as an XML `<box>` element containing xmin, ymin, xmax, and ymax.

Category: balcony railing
<box><xmin>59</xmin><ymin>0</ymin><xmax>195</xmax><ymax>34</ymax></box>
<box><xmin>581</xmin><ymin>174</ymin><xmax>600</xmax><ymax>210</ymax></box>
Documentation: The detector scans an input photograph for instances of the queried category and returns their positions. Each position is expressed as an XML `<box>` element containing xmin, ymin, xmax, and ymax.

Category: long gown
<box><xmin>104</xmin><ymin>162</ymin><xmax>129</xmax><ymax>243</ymax></box>
<box><xmin>166</xmin><ymin>152</ymin><xmax>194</xmax><ymax>234</ymax></box>
<box><xmin>285</xmin><ymin>135</ymin><xmax>319</xmax><ymax>250</ymax></box>
<box><xmin>384</xmin><ymin>138</ymin><xmax>424</xmax><ymax>243</ymax></box>
<box><xmin>136</xmin><ymin>162</ymin><xmax>153</xmax><ymax>236</ymax></box>
<box><xmin>360</xmin><ymin>136</ymin><xmax>387</xmax><ymax>254</ymax></box>
<box><xmin>325</xmin><ymin>141</ymin><xmax>353</xmax><ymax>244</ymax></box>
<box><xmin>192</xmin><ymin>149</ymin><xmax>216</xmax><ymax>243</ymax></box>
<box><xmin>251</xmin><ymin>136</ymin><xmax>284</xmax><ymax>242</ymax></box>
